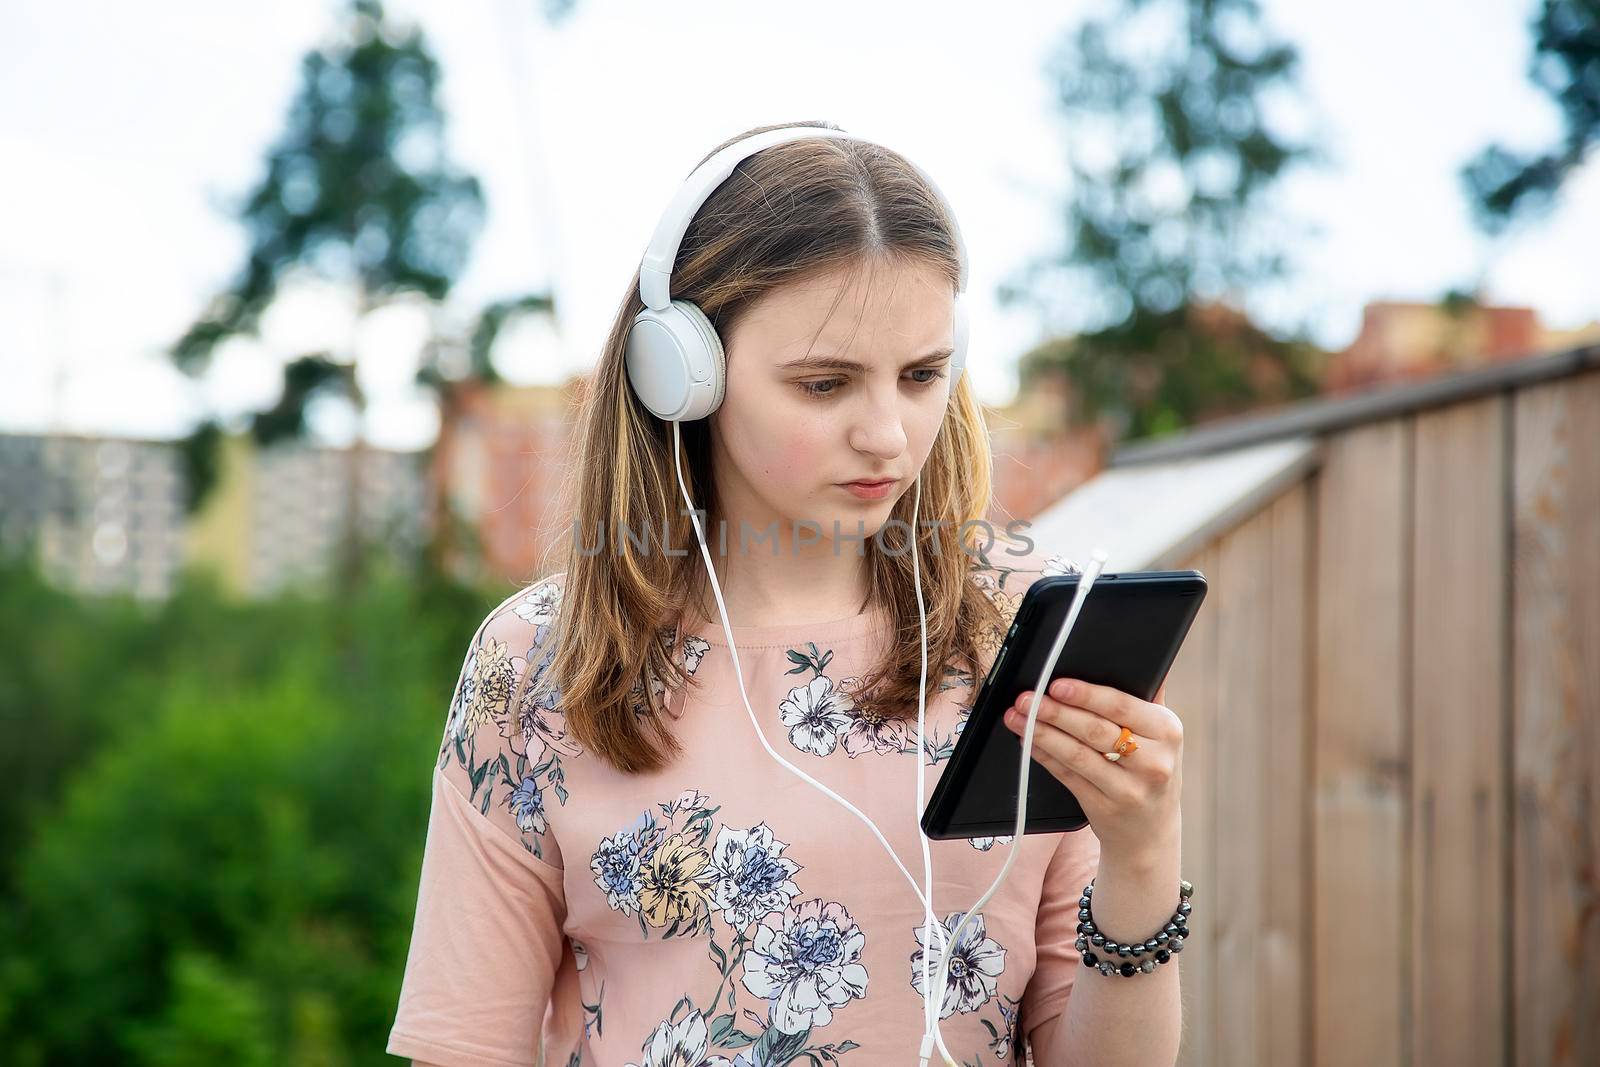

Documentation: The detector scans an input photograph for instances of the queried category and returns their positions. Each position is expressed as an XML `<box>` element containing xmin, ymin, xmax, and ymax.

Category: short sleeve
<box><xmin>1021</xmin><ymin>821</ymin><xmax>1103</xmax><ymax>1038</ymax></box>
<box><xmin>388</xmin><ymin>575</ymin><xmax>578</xmax><ymax>1066</ymax></box>
<box><xmin>386</xmin><ymin>771</ymin><xmax>570</xmax><ymax>1066</ymax></box>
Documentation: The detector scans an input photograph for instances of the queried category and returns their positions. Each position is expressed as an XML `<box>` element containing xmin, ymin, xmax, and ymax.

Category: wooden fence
<box><xmin>1159</xmin><ymin>367</ymin><xmax>1598</xmax><ymax>1066</ymax></box>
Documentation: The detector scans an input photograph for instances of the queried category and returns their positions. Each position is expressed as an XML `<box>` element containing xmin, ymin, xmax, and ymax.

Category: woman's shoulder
<box><xmin>437</xmin><ymin>571</ymin><xmax>575</xmax><ymax>868</ymax></box>
<box><xmin>464</xmin><ymin>570</ymin><xmax>566</xmax><ymax>654</ymax></box>
<box><xmin>968</xmin><ymin>541</ymin><xmax>1081</xmax><ymax>595</ymax></box>
<box><xmin>961</xmin><ymin>542</ymin><xmax>1081</xmax><ymax>656</ymax></box>
<box><xmin>491</xmin><ymin>569</ymin><xmax>566</xmax><ymax>625</ymax></box>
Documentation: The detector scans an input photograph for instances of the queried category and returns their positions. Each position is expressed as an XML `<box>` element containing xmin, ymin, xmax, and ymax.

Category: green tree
<box><xmin>1462</xmin><ymin>0</ymin><xmax>1600</xmax><ymax>232</ymax></box>
<box><xmin>1002</xmin><ymin>0</ymin><xmax>1326</xmax><ymax>440</ymax></box>
<box><xmin>167</xmin><ymin>0</ymin><xmax>562</xmax><ymax>586</ymax></box>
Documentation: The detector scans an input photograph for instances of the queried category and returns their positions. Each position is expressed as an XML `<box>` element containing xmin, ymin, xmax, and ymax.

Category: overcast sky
<box><xmin>1</xmin><ymin>0</ymin><xmax>1594</xmax><ymax>450</ymax></box>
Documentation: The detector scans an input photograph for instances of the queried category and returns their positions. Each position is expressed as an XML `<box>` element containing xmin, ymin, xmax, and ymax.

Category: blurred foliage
<box><xmin>0</xmin><ymin>551</ymin><xmax>497</xmax><ymax>1065</ymax></box>
<box><xmin>171</xmin><ymin>0</ymin><xmax>485</xmax><ymax>379</ymax></box>
<box><xmin>1002</xmin><ymin>0</ymin><xmax>1327</xmax><ymax>440</ymax></box>
<box><xmin>1017</xmin><ymin>302</ymin><xmax>1324</xmax><ymax>440</ymax></box>
<box><xmin>166</xmin><ymin>0</ymin><xmax>561</xmax><ymax>525</ymax></box>
<box><xmin>1438</xmin><ymin>287</ymin><xmax>1482</xmax><ymax>317</ymax></box>
<box><xmin>175</xmin><ymin>418</ymin><xmax>224</xmax><ymax>515</ymax></box>
<box><xmin>1462</xmin><ymin>0</ymin><xmax>1600</xmax><ymax>233</ymax></box>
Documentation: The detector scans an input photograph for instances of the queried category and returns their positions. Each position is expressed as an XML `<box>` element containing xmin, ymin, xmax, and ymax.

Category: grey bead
<box><xmin>1170</xmin><ymin>937</ymin><xmax>1184</xmax><ymax>952</ymax></box>
<box><xmin>1140</xmin><ymin>959</ymin><xmax>1156</xmax><ymax>973</ymax></box>
<box><xmin>1075</xmin><ymin>937</ymin><xmax>1088</xmax><ymax>952</ymax></box>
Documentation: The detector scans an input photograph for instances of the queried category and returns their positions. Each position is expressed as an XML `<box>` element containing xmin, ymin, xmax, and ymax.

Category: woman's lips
<box><xmin>841</xmin><ymin>479</ymin><xmax>897</xmax><ymax>500</ymax></box>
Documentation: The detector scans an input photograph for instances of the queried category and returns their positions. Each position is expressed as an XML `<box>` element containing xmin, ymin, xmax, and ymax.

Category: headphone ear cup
<box><xmin>948</xmin><ymin>297</ymin><xmax>970</xmax><ymax>399</ymax></box>
<box><xmin>624</xmin><ymin>300</ymin><xmax>727</xmax><ymax>421</ymax></box>
<box><xmin>673</xmin><ymin>300</ymin><xmax>726</xmax><ymax>417</ymax></box>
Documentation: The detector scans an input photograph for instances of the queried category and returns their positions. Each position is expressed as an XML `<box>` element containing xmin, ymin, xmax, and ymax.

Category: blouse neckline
<box><xmin>681</xmin><ymin>600</ymin><xmax>892</xmax><ymax>648</ymax></box>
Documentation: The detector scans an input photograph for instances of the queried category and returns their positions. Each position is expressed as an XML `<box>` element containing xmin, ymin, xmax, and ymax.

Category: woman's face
<box><xmin>708</xmin><ymin>256</ymin><xmax>957</xmax><ymax>555</ymax></box>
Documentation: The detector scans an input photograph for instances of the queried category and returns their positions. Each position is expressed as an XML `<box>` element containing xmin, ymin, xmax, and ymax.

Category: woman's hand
<box><xmin>1001</xmin><ymin>678</ymin><xmax>1183</xmax><ymax>865</ymax></box>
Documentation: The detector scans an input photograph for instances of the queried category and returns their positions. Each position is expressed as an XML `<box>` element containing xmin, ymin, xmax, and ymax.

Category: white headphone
<box><xmin>621</xmin><ymin>125</ymin><xmax>1089</xmax><ymax>1067</ymax></box>
<box><xmin>623</xmin><ymin>124</ymin><xmax>970</xmax><ymax>422</ymax></box>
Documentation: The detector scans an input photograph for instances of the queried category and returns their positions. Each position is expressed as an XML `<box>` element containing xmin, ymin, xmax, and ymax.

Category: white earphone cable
<box><xmin>911</xmin><ymin>474</ymin><xmax>949</xmax><ymax>1058</ymax></box>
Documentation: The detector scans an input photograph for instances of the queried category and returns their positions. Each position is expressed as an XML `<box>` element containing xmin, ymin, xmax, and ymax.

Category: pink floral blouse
<box><xmin>387</xmin><ymin>548</ymin><xmax>1099</xmax><ymax>1066</ymax></box>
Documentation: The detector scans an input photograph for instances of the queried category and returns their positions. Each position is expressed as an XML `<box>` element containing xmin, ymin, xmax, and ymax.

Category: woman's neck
<box><xmin>693</xmin><ymin>550</ymin><xmax>872</xmax><ymax>629</ymax></box>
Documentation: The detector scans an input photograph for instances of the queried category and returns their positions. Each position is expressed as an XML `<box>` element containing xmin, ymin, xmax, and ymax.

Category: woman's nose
<box><xmin>849</xmin><ymin>387</ymin><xmax>910</xmax><ymax>454</ymax></box>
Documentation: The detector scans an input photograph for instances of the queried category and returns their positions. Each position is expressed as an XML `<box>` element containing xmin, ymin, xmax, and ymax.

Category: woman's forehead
<box><xmin>732</xmin><ymin>260</ymin><xmax>955</xmax><ymax>364</ymax></box>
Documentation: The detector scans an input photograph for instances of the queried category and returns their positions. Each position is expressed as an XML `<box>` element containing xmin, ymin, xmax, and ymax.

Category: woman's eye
<box><xmin>798</xmin><ymin>369</ymin><xmax>946</xmax><ymax>399</ymax></box>
<box><xmin>799</xmin><ymin>378</ymin><xmax>842</xmax><ymax>397</ymax></box>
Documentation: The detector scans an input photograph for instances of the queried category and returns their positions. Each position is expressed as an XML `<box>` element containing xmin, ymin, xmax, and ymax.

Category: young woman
<box><xmin>388</xmin><ymin>120</ymin><xmax>1187</xmax><ymax>1067</ymax></box>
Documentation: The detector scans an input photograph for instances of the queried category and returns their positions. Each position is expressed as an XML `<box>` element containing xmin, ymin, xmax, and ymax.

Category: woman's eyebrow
<box><xmin>778</xmin><ymin>347</ymin><xmax>954</xmax><ymax>372</ymax></box>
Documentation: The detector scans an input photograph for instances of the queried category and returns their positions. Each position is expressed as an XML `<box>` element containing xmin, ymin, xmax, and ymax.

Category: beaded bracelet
<box><xmin>1075</xmin><ymin>878</ymin><xmax>1194</xmax><ymax>978</ymax></box>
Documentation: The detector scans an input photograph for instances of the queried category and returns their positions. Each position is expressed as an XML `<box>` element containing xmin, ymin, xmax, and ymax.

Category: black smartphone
<box><xmin>921</xmin><ymin>569</ymin><xmax>1208</xmax><ymax>839</ymax></box>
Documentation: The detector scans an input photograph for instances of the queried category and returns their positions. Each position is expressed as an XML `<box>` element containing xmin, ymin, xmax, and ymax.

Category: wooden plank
<box><xmin>1312</xmin><ymin>420</ymin><xmax>1409</xmax><ymax>1067</ymax></box>
<box><xmin>1510</xmin><ymin>369</ymin><xmax>1600</xmax><ymax>1066</ymax></box>
<box><xmin>1410</xmin><ymin>395</ymin><xmax>1508</xmax><ymax>1066</ymax></box>
<box><xmin>1264</xmin><ymin>481</ymin><xmax>1311</xmax><ymax>1067</ymax></box>
<box><xmin>1171</xmin><ymin>541</ymin><xmax>1220</xmax><ymax>1067</ymax></box>
<box><xmin>1215</xmin><ymin>505</ymin><xmax>1272</xmax><ymax>1062</ymax></box>
<box><xmin>1111</xmin><ymin>344</ymin><xmax>1600</xmax><ymax>467</ymax></box>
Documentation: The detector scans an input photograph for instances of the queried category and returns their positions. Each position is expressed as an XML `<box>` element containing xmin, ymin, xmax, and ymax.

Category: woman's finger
<box><xmin>1042</xmin><ymin>677</ymin><xmax>1177</xmax><ymax>742</ymax></box>
<box><xmin>1019</xmin><ymin>728</ymin><xmax>1112</xmax><ymax>809</ymax></box>
<box><xmin>1009</xmin><ymin>711</ymin><xmax>1128</xmax><ymax>799</ymax></box>
<box><xmin>1011</xmin><ymin>690</ymin><xmax>1145</xmax><ymax>758</ymax></box>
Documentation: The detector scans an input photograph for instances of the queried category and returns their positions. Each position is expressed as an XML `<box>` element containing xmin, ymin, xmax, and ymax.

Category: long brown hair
<box><xmin>520</xmin><ymin>118</ymin><xmax>1022</xmax><ymax>774</ymax></box>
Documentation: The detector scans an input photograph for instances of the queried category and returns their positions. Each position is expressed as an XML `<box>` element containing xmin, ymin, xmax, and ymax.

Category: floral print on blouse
<box><xmin>389</xmin><ymin>549</ymin><xmax>1099</xmax><ymax>1067</ymax></box>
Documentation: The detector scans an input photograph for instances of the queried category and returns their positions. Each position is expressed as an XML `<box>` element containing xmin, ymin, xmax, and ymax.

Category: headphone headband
<box><xmin>637</xmin><ymin>125</ymin><xmax>969</xmax><ymax>312</ymax></box>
